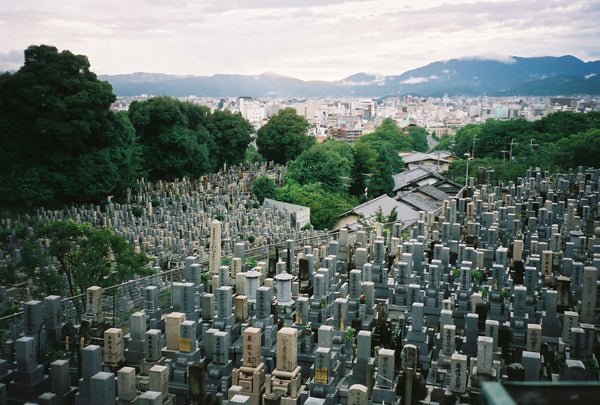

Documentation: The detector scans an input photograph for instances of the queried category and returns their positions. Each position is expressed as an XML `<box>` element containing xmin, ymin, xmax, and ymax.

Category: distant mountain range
<box><xmin>100</xmin><ymin>55</ymin><xmax>600</xmax><ymax>98</ymax></box>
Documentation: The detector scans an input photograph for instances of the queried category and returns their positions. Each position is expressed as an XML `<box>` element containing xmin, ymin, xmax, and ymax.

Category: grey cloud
<box><xmin>0</xmin><ymin>50</ymin><xmax>23</xmax><ymax>72</ymax></box>
<box><xmin>193</xmin><ymin>0</ymin><xmax>362</xmax><ymax>14</ymax></box>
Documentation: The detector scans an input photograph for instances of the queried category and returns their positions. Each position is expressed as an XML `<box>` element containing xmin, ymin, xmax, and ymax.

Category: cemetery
<box><xmin>0</xmin><ymin>162</ymin><xmax>600</xmax><ymax>405</ymax></box>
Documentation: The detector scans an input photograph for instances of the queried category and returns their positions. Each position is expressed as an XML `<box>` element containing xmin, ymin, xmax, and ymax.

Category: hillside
<box><xmin>100</xmin><ymin>55</ymin><xmax>600</xmax><ymax>98</ymax></box>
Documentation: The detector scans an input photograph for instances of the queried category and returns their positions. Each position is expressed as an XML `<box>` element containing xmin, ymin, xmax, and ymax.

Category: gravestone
<box><xmin>562</xmin><ymin>311</ymin><xmax>579</xmax><ymax>344</ymax></box>
<box><xmin>209</xmin><ymin>328</ymin><xmax>234</xmax><ymax>370</ymax></box>
<box><xmin>232</xmin><ymin>327</ymin><xmax>265</xmax><ymax>405</ymax></box>
<box><xmin>201</xmin><ymin>293</ymin><xmax>215</xmax><ymax>320</ymax></box>
<box><xmin>50</xmin><ymin>359</ymin><xmax>71</xmax><ymax>395</ymax></box>
<box><xmin>235</xmin><ymin>295</ymin><xmax>248</xmax><ymax>323</ymax></box>
<box><xmin>348</xmin><ymin>384</ymin><xmax>368</xmax><ymax>405</ymax></box>
<box><xmin>209</xmin><ymin>220</ymin><xmax>222</xmax><ymax>275</ymax></box>
<box><xmin>82</xmin><ymin>345</ymin><xmax>102</xmax><ymax>380</ymax></box>
<box><xmin>104</xmin><ymin>328</ymin><xmax>123</xmax><ymax>365</ymax></box>
<box><xmin>77</xmin><ymin>345</ymin><xmax>103</xmax><ymax>405</ymax></box>
<box><xmin>188</xmin><ymin>361</ymin><xmax>208</xmax><ymax>403</ymax></box>
<box><xmin>314</xmin><ymin>347</ymin><xmax>331</xmax><ymax>384</ymax></box>
<box><xmin>43</xmin><ymin>295</ymin><xmax>62</xmax><ymax>343</ymax></box>
<box><xmin>276</xmin><ymin>328</ymin><xmax>298</xmax><ymax>372</ymax></box>
<box><xmin>352</xmin><ymin>330</ymin><xmax>371</xmax><ymax>385</ymax></box>
<box><xmin>230</xmin><ymin>394</ymin><xmax>251</xmax><ymax>405</ymax></box>
<box><xmin>219</xmin><ymin>265</ymin><xmax>231</xmax><ymax>287</ymax></box>
<box><xmin>442</xmin><ymin>324</ymin><xmax>456</xmax><ymax>357</ymax></box>
<box><xmin>117</xmin><ymin>367</ymin><xmax>137</xmax><ymax>402</ymax></box>
<box><xmin>580</xmin><ymin>266</ymin><xmax>598</xmax><ymax>324</ymax></box>
<box><xmin>476</xmin><ymin>336</ymin><xmax>494</xmax><ymax>376</ymax></box>
<box><xmin>485</xmin><ymin>320</ymin><xmax>499</xmax><ymax>351</ymax></box>
<box><xmin>349</xmin><ymin>270</ymin><xmax>362</xmax><ymax>301</ymax></box>
<box><xmin>165</xmin><ymin>312</ymin><xmax>186</xmax><ymax>351</ymax></box>
<box><xmin>90</xmin><ymin>372</ymin><xmax>115</xmax><ymax>405</ymax></box>
<box><xmin>145</xmin><ymin>329</ymin><xmax>162</xmax><ymax>361</ymax></box>
<box><xmin>216</xmin><ymin>286</ymin><xmax>234</xmax><ymax>324</ymax></box>
<box><xmin>256</xmin><ymin>287</ymin><xmax>272</xmax><ymax>320</ymax></box>
<box><xmin>138</xmin><ymin>391</ymin><xmax>162</xmax><ymax>405</ymax></box>
<box><xmin>148</xmin><ymin>365</ymin><xmax>169</xmax><ymax>401</ymax></box>
<box><xmin>179</xmin><ymin>320</ymin><xmax>197</xmax><ymax>353</ymax></box>
<box><xmin>125</xmin><ymin>311</ymin><xmax>146</xmax><ymax>364</ymax></box>
<box><xmin>526</xmin><ymin>324</ymin><xmax>542</xmax><ymax>352</ymax></box>
<box><xmin>450</xmin><ymin>353</ymin><xmax>467</xmax><ymax>394</ymax></box>
<box><xmin>522</xmin><ymin>351</ymin><xmax>541</xmax><ymax>381</ymax></box>
<box><xmin>296</xmin><ymin>297</ymin><xmax>309</xmax><ymax>325</ymax></box>
<box><xmin>376</xmin><ymin>349</ymin><xmax>395</xmax><ymax>389</ymax></box>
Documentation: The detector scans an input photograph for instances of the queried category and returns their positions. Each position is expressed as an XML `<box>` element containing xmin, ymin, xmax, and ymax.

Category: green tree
<box><xmin>0</xmin><ymin>45</ymin><xmax>144</xmax><ymax>208</ymax></box>
<box><xmin>367</xmin><ymin>150</ymin><xmax>396</xmax><ymax>196</ymax></box>
<box><xmin>128</xmin><ymin>97</ymin><xmax>214</xmax><ymax>180</ymax></box>
<box><xmin>406</xmin><ymin>126</ymin><xmax>429</xmax><ymax>152</ymax></box>
<box><xmin>434</xmin><ymin>124</ymin><xmax>481</xmax><ymax>157</ymax></box>
<box><xmin>544</xmin><ymin>128</ymin><xmax>600</xmax><ymax>171</ymax></box>
<box><xmin>534</xmin><ymin>111</ymin><xmax>600</xmax><ymax>143</ymax></box>
<box><xmin>252</xmin><ymin>176</ymin><xmax>277</xmax><ymax>204</ymax></box>
<box><xmin>350</xmin><ymin>118</ymin><xmax>408</xmax><ymax>198</ymax></box>
<box><xmin>446</xmin><ymin>157</ymin><xmax>526</xmax><ymax>185</ymax></box>
<box><xmin>245</xmin><ymin>144</ymin><xmax>263</xmax><ymax>164</ymax></box>
<box><xmin>319</xmin><ymin>138</ymin><xmax>355</xmax><ymax>176</ymax></box>
<box><xmin>285</xmin><ymin>141</ymin><xmax>350</xmax><ymax>193</ymax></box>
<box><xmin>207</xmin><ymin>109</ymin><xmax>254</xmax><ymax>169</ymax></box>
<box><xmin>23</xmin><ymin>220</ymin><xmax>153</xmax><ymax>297</ymax></box>
<box><xmin>256</xmin><ymin>108</ymin><xmax>314</xmax><ymax>164</ymax></box>
<box><xmin>350</xmin><ymin>142</ymin><xmax>378</xmax><ymax>198</ymax></box>
<box><xmin>360</xmin><ymin>118</ymin><xmax>413</xmax><ymax>152</ymax></box>
<box><xmin>276</xmin><ymin>183</ymin><xmax>355</xmax><ymax>230</ymax></box>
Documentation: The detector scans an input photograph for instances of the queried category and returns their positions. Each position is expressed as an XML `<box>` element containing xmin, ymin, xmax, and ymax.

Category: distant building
<box><xmin>328</xmin><ymin>125</ymin><xmax>363</xmax><ymax>143</ymax></box>
<box><xmin>400</xmin><ymin>151</ymin><xmax>453</xmax><ymax>173</ymax></box>
<box><xmin>335</xmin><ymin>194</ymin><xmax>419</xmax><ymax>230</ymax></box>
<box><xmin>392</xmin><ymin>167</ymin><xmax>463</xmax><ymax>196</ymax></box>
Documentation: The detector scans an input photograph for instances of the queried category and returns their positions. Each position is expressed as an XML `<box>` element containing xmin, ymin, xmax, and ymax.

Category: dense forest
<box><xmin>433</xmin><ymin>111</ymin><xmax>600</xmax><ymax>184</ymax></box>
<box><xmin>0</xmin><ymin>46</ymin><xmax>253</xmax><ymax>209</ymax></box>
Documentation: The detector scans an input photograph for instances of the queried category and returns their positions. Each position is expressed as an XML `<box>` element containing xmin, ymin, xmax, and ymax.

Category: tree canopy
<box><xmin>433</xmin><ymin>112</ymin><xmax>600</xmax><ymax>172</ymax></box>
<box><xmin>128</xmin><ymin>97</ymin><xmax>214</xmax><ymax>180</ymax></box>
<box><xmin>0</xmin><ymin>45</ymin><xmax>144</xmax><ymax>208</ymax></box>
<box><xmin>351</xmin><ymin>118</ymin><xmax>406</xmax><ymax>198</ymax></box>
<box><xmin>23</xmin><ymin>220</ymin><xmax>152</xmax><ymax>297</ymax></box>
<box><xmin>252</xmin><ymin>176</ymin><xmax>277</xmax><ymax>204</ymax></box>
<box><xmin>406</xmin><ymin>126</ymin><xmax>430</xmax><ymax>152</ymax></box>
<box><xmin>207</xmin><ymin>109</ymin><xmax>254</xmax><ymax>169</ymax></box>
<box><xmin>256</xmin><ymin>108</ymin><xmax>314</xmax><ymax>164</ymax></box>
<box><xmin>545</xmin><ymin>128</ymin><xmax>600</xmax><ymax>170</ymax></box>
<box><xmin>360</xmin><ymin>118</ymin><xmax>413</xmax><ymax>152</ymax></box>
<box><xmin>276</xmin><ymin>183</ymin><xmax>354</xmax><ymax>230</ymax></box>
<box><xmin>286</xmin><ymin>139</ymin><xmax>354</xmax><ymax>193</ymax></box>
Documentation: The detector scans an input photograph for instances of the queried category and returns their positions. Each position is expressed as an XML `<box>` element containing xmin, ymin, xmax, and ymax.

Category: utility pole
<box><xmin>509</xmin><ymin>138</ymin><xmax>519</xmax><ymax>162</ymax></box>
<box><xmin>500</xmin><ymin>149</ymin><xmax>508</xmax><ymax>163</ymax></box>
<box><xmin>529</xmin><ymin>139</ymin><xmax>539</xmax><ymax>150</ymax></box>
<box><xmin>464</xmin><ymin>153</ymin><xmax>470</xmax><ymax>187</ymax></box>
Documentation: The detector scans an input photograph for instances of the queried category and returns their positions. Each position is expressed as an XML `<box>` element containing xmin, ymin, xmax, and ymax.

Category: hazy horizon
<box><xmin>1</xmin><ymin>1</ymin><xmax>599</xmax><ymax>81</ymax></box>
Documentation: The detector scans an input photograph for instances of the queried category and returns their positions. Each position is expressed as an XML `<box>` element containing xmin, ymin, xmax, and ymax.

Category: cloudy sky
<box><xmin>1</xmin><ymin>0</ymin><xmax>599</xmax><ymax>81</ymax></box>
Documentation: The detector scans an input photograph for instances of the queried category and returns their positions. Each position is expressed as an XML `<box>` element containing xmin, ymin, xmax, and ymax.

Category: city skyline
<box><xmin>1</xmin><ymin>0</ymin><xmax>600</xmax><ymax>81</ymax></box>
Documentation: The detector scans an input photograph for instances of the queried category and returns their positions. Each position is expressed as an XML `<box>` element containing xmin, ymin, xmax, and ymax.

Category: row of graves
<box><xmin>0</xmin><ymin>161</ymin><xmax>321</xmax><ymax>295</ymax></box>
<box><xmin>1</xmin><ymin>166</ymin><xmax>599</xmax><ymax>405</ymax></box>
